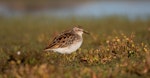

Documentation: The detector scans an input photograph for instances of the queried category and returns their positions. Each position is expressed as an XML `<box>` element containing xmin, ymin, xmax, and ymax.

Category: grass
<box><xmin>0</xmin><ymin>16</ymin><xmax>150</xmax><ymax>78</ymax></box>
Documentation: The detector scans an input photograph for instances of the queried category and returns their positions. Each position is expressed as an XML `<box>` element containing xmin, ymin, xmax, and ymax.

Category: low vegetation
<box><xmin>0</xmin><ymin>16</ymin><xmax>150</xmax><ymax>78</ymax></box>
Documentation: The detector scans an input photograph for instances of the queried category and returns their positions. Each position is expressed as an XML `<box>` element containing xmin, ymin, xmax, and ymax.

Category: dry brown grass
<box><xmin>0</xmin><ymin>16</ymin><xmax>150</xmax><ymax>78</ymax></box>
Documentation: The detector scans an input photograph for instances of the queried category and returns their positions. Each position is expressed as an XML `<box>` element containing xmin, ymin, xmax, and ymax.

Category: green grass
<box><xmin>0</xmin><ymin>16</ymin><xmax>150</xmax><ymax>78</ymax></box>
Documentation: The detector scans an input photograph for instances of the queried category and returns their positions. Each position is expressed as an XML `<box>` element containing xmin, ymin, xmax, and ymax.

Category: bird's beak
<box><xmin>83</xmin><ymin>30</ymin><xmax>90</xmax><ymax>35</ymax></box>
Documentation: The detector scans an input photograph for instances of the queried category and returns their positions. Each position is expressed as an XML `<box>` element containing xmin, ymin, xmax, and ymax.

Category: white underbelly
<box><xmin>52</xmin><ymin>41</ymin><xmax>83</xmax><ymax>54</ymax></box>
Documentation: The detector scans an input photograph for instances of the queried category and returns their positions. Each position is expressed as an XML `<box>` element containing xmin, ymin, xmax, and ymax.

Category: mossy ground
<box><xmin>0</xmin><ymin>16</ymin><xmax>150</xmax><ymax>78</ymax></box>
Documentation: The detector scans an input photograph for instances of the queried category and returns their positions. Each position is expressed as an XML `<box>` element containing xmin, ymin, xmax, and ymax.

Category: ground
<box><xmin>0</xmin><ymin>16</ymin><xmax>150</xmax><ymax>78</ymax></box>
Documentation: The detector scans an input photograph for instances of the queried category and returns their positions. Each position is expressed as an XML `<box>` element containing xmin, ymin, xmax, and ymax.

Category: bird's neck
<box><xmin>77</xmin><ymin>32</ymin><xmax>83</xmax><ymax>37</ymax></box>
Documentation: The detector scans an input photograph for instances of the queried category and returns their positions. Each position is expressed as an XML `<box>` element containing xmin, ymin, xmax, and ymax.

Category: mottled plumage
<box><xmin>44</xmin><ymin>26</ymin><xmax>88</xmax><ymax>54</ymax></box>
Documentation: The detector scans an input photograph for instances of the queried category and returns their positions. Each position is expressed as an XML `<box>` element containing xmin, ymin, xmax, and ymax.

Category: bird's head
<box><xmin>73</xmin><ymin>26</ymin><xmax>89</xmax><ymax>36</ymax></box>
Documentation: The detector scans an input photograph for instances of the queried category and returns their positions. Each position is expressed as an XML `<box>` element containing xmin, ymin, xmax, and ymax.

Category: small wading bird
<box><xmin>44</xmin><ymin>26</ymin><xmax>89</xmax><ymax>54</ymax></box>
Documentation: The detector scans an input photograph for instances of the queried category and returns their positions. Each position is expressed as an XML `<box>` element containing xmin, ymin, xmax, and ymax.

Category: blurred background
<box><xmin>0</xmin><ymin>1</ymin><xmax>150</xmax><ymax>78</ymax></box>
<box><xmin>0</xmin><ymin>0</ymin><xmax>150</xmax><ymax>46</ymax></box>
<box><xmin>0</xmin><ymin>0</ymin><xmax>150</xmax><ymax>19</ymax></box>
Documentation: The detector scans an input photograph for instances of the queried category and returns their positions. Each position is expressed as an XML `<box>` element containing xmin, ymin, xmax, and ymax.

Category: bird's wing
<box><xmin>44</xmin><ymin>32</ymin><xmax>75</xmax><ymax>50</ymax></box>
